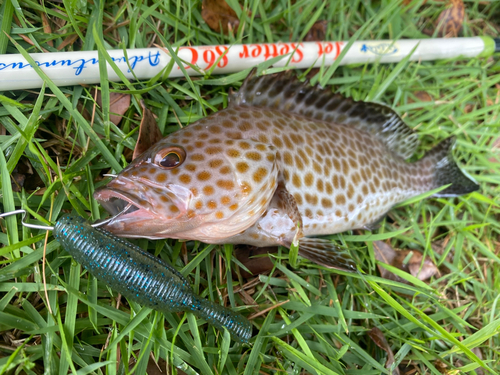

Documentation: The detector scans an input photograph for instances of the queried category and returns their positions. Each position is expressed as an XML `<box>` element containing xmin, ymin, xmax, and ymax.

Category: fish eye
<box><xmin>155</xmin><ymin>146</ymin><xmax>186</xmax><ymax>169</ymax></box>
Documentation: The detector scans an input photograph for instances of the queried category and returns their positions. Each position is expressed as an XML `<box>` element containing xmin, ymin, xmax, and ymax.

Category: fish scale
<box><xmin>95</xmin><ymin>70</ymin><xmax>478</xmax><ymax>271</ymax></box>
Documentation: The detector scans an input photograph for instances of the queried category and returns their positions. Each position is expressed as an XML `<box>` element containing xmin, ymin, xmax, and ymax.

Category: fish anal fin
<box><xmin>298</xmin><ymin>238</ymin><xmax>357</xmax><ymax>272</ymax></box>
<box><xmin>230</xmin><ymin>70</ymin><xmax>419</xmax><ymax>159</ymax></box>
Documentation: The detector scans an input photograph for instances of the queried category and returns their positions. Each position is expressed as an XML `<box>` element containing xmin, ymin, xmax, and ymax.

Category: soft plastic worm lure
<box><xmin>0</xmin><ymin>210</ymin><xmax>252</xmax><ymax>343</ymax></box>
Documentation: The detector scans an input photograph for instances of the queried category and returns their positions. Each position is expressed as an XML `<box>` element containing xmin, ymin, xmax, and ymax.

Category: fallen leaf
<box><xmin>11</xmin><ymin>172</ymin><xmax>25</xmax><ymax>192</ymax></box>
<box><xmin>133</xmin><ymin>101</ymin><xmax>163</xmax><ymax>160</ymax></box>
<box><xmin>234</xmin><ymin>246</ymin><xmax>276</xmax><ymax>278</ymax></box>
<box><xmin>407</xmin><ymin>256</ymin><xmax>439</xmax><ymax>281</ymax></box>
<box><xmin>145</xmin><ymin>356</ymin><xmax>168</xmax><ymax>375</ymax></box>
<box><xmin>40</xmin><ymin>12</ymin><xmax>54</xmax><ymax>47</ymax></box>
<box><xmin>436</xmin><ymin>0</ymin><xmax>465</xmax><ymax>37</ymax></box>
<box><xmin>96</xmin><ymin>91</ymin><xmax>131</xmax><ymax>126</ymax></box>
<box><xmin>368</xmin><ymin>327</ymin><xmax>400</xmax><ymax>375</ymax></box>
<box><xmin>202</xmin><ymin>0</ymin><xmax>239</xmax><ymax>34</ymax></box>
<box><xmin>373</xmin><ymin>241</ymin><xmax>438</xmax><ymax>282</ymax></box>
<box><xmin>304</xmin><ymin>20</ymin><xmax>328</xmax><ymax>42</ymax></box>
<box><xmin>57</xmin><ymin>34</ymin><xmax>79</xmax><ymax>51</ymax></box>
<box><xmin>408</xmin><ymin>91</ymin><xmax>433</xmax><ymax>109</ymax></box>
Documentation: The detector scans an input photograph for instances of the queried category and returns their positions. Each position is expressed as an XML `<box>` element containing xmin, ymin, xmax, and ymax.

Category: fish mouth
<box><xmin>94</xmin><ymin>187</ymin><xmax>157</xmax><ymax>222</ymax></box>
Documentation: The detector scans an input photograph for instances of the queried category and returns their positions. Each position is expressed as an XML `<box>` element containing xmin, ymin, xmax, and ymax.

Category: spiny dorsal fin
<box><xmin>229</xmin><ymin>69</ymin><xmax>419</xmax><ymax>159</ymax></box>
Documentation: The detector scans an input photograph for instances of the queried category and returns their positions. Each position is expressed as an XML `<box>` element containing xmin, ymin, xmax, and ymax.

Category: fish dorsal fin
<box><xmin>229</xmin><ymin>69</ymin><xmax>419</xmax><ymax>159</ymax></box>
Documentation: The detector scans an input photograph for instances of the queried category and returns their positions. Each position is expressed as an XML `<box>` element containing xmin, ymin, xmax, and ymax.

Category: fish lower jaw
<box><xmin>94</xmin><ymin>189</ymin><xmax>158</xmax><ymax>223</ymax></box>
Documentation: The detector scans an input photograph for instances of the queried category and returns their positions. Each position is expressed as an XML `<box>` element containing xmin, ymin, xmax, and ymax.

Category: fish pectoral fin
<box><xmin>275</xmin><ymin>181</ymin><xmax>303</xmax><ymax>236</ymax></box>
<box><xmin>298</xmin><ymin>237</ymin><xmax>357</xmax><ymax>272</ymax></box>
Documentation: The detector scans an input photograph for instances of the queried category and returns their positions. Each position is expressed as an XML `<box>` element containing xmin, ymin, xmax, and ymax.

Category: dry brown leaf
<box><xmin>57</xmin><ymin>34</ymin><xmax>79</xmax><ymax>51</ymax></box>
<box><xmin>412</xmin><ymin>91</ymin><xmax>433</xmax><ymax>103</ymax></box>
<box><xmin>96</xmin><ymin>91</ymin><xmax>131</xmax><ymax>126</ymax></box>
<box><xmin>368</xmin><ymin>327</ymin><xmax>400</xmax><ymax>375</ymax></box>
<box><xmin>109</xmin><ymin>93</ymin><xmax>131</xmax><ymax>125</ymax></box>
<box><xmin>373</xmin><ymin>241</ymin><xmax>438</xmax><ymax>282</ymax></box>
<box><xmin>408</xmin><ymin>91</ymin><xmax>433</xmax><ymax>109</ymax></box>
<box><xmin>202</xmin><ymin>0</ymin><xmax>239</xmax><ymax>35</ymax></box>
<box><xmin>40</xmin><ymin>12</ymin><xmax>54</xmax><ymax>47</ymax></box>
<box><xmin>133</xmin><ymin>101</ymin><xmax>163</xmax><ymax>160</ymax></box>
<box><xmin>11</xmin><ymin>172</ymin><xmax>26</xmax><ymax>193</ymax></box>
<box><xmin>145</xmin><ymin>355</ymin><xmax>168</xmax><ymax>375</ymax></box>
<box><xmin>234</xmin><ymin>246</ymin><xmax>276</xmax><ymax>278</ymax></box>
<box><xmin>436</xmin><ymin>0</ymin><xmax>465</xmax><ymax>37</ymax></box>
<box><xmin>304</xmin><ymin>20</ymin><xmax>328</xmax><ymax>42</ymax></box>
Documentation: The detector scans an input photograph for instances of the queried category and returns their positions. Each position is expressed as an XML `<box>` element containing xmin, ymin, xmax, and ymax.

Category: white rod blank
<box><xmin>0</xmin><ymin>37</ymin><xmax>494</xmax><ymax>91</ymax></box>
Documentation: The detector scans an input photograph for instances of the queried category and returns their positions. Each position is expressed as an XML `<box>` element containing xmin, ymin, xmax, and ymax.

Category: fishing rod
<box><xmin>0</xmin><ymin>37</ymin><xmax>498</xmax><ymax>91</ymax></box>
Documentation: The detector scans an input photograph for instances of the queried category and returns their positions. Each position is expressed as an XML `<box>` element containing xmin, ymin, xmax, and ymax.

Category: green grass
<box><xmin>1</xmin><ymin>0</ymin><xmax>500</xmax><ymax>374</ymax></box>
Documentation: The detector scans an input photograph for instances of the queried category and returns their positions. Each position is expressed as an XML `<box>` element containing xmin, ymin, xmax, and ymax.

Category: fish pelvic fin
<box><xmin>229</xmin><ymin>69</ymin><xmax>419</xmax><ymax>159</ymax></box>
<box><xmin>298</xmin><ymin>237</ymin><xmax>357</xmax><ymax>272</ymax></box>
<box><xmin>422</xmin><ymin>137</ymin><xmax>479</xmax><ymax>197</ymax></box>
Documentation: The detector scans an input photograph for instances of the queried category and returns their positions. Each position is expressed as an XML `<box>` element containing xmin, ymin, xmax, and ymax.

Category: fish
<box><xmin>94</xmin><ymin>70</ymin><xmax>479</xmax><ymax>271</ymax></box>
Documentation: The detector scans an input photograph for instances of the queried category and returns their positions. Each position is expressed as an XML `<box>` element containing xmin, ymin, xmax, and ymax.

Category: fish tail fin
<box><xmin>298</xmin><ymin>237</ymin><xmax>358</xmax><ymax>272</ymax></box>
<box><xmin>420</xmin><ymin>137</ymin><xmax>479</xmax><ymax>197</ymax></box>
<box><xmin>191</xmin><ymin>296</ymin><xmax>253</xmax><ymax>343</ymax></box>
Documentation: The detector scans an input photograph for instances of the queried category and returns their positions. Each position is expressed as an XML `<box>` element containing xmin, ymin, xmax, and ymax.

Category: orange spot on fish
<box><xmin>220</xmin><ymin>166</ymin><xmax>231</xmax><ymax>175</ymax></box>
<box><xmin>335</xmin><ymin>194</ymin><xmax>346</xmax><ymax>205</ymax></box>
<box><xmin>205</xmin><ymin>146</ymin><xmax>222</xmax><ymax>155</ymax></box>
<box><xmin>179</xmin><ymin>174</ymin><xmax>191</xmax><ymax>184</ymax></box>
<box><xmin>185</xmin><ymin>164</ymin><xmax>196</xmax><ymax>172</ymax></box>
<box><xmin>253</xmin><ymin>167</ymin><xmax>268</xmax><ymax>183</ymax></box>
<box><xmin>239</xmin><ymin>141</ymin><xmax>251</xmax><ymax>149</ymax></box>
<box><xmin>241</xmin><ymin>182</ymin><xmax>252</xmax><ymax>195</ymax></box>
<box><xmin>197</xmin><ymin>171</ymin><xmax>211</xmax><ymax>181</ymax></box>
<box><xmin>209</xmin><ymin>159</ymin><xmax>223</xmax><ymax>168</ymax></box>
<box><xmin>203</xmin><ymin>185</ymin><xmax>215</xmax><ymax>195</ymax></box>
<box><xmin>191</xmin><ymin>154</ymin><xmax>205</xmax><ymax>161</ymax></box>
<box><xmin>236</xmin><ymin>162</ymin><xmax>250</xmax><ymax>173</ymax></box>
<box><xmin>156</xmin><ymin>173</ymin><xmax>167</xmax><ymax>183</ymax></box>
<box><xmin>227</xmin><ymin>149</ymin><xmax>240</xmax><ymax>158</ymax></box>
<box><xmin>217</xmin><ymin>180</ymin><xmax>235</xmax><ymax>190</ymax></box>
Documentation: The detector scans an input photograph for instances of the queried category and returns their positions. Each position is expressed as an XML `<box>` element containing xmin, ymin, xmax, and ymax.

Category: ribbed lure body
<box><xmin>53</xmin><ymin>214</ymin><xmax>252</xmax><ymax>343</ymax></box>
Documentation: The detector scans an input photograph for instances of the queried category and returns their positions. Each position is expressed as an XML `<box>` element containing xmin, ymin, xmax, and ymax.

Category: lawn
<box><xmin>0</xmin><ymin>0</ymin><xmax>500</xmax><ymax>374</ymax></box>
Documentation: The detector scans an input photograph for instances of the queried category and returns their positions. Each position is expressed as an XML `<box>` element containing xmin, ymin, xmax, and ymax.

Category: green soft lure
<box><xmin>53</xmin><ymin>214</ymin><xmax>252</xmax><ymax>343</ymax></box>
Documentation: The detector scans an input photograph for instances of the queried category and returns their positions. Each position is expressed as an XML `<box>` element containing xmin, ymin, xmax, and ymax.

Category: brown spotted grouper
<box><xmin>94</xmin><ymin>70</ymin><xmax>478</xmax><ymax>270</ymax></box>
